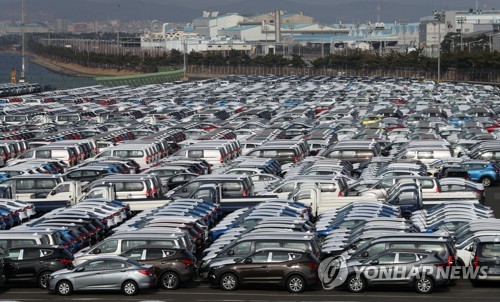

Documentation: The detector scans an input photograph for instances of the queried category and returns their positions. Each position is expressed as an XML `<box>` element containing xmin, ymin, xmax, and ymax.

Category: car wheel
<box><xmin>286</xmin><ymin>275</ymin><xmax>306</xmax><ymax>293</ymax></box>
<box><xmin>220</xmin><ymin>273</ymin><xmax>239</xmax><ymax>291</ymax></box>
<box><xmin>481</xmin><ymin>177</ymin><xmax>492</xmax><ymax>187</ymax></box>
<box><xmin>347</xmin><ymin>274</ymin><xmax>366</xmax><ymax>293</ymax></box>
<box><xmin>122</xmin><ymin>280</ymin><xmax>139</xmax><ymax>296</ymax></box>
<box><xmin>38</xmin><ymin>270</ymin><xmax>53</xmax><ymax>289</ymax></box>
<box><xmin>161</xmin><ymin>271</ymin><xmax>180</xmax><ymax>290</ymax></box>
<box><xmin>415</xmin><ymin>275</ymin><xmax>434</xmax><ymax>294</ymax></box>
<box><xmin>56</xmin><ymin>280</ymin><xmax>73</xmax><ymax>296</ymax></box>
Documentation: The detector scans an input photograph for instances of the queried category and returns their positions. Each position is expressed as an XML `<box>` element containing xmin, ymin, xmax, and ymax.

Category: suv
<box><xmin>461</xmin><ymin>161</ymin><xmax>500</xmax><ymax>187</ymax></box>
<box><xmin>470</xmin><ymin>236</ymin><xmax>500</xmax><ymax>285</ymax></box>
<box><xmin>2</xmin><ymin>245</ymin><xmax>74</xmax><ymax>289</ymax></box>
<box><xmin>121</xmin><ymin>246</ymin><xmax>196</xmax><ymax>290</ymax></box>
<box><xmin>208</xmin><ymin>248</ymin><xmax>319</xmax><ymax>293</ymax></box>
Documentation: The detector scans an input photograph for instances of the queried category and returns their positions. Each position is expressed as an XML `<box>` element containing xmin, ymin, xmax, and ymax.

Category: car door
<box><xmin>266</xmin><ymin>251</ymin><xmax>301</xmax><ymax>283</ymax></box>
<box><xmin>394</xmin><ymin>252</ymin><xmax>419</xmax><ymax>284</ymax></box>
<box><xmin>16</xmin><ymin>248</ymin><xmax>41</xmax><ymax>279</ymax></box>
<box><xmin>238</xmin><ymin>251</ymin><xmax>271</xmax><ymax>283</ymax></box>
<box><xmin>362</xmin><ymin>252</ymin><xmax>397</xmax><ymax>285</ymax></box>
<box><xmin>100</xmin><ymin>260</ymin><xmax>129</xmax><ymax>289</ymax></box>
<box><xmin>74</xmin><ymin>260</ymin><xmax>105</xmax><ymax>290</ymax></box>
<box><xmin>3</xmin><ymin>248</ymin><xmax>22</xmax><ymax>280</ymax></box>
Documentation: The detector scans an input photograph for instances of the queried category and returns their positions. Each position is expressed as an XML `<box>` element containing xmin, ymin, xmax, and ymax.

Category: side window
<box><xmin>249</xmin><ymin>251</ymin><xmax>270</xmax><ymax>263</ymax></box>
<box><xmin>53</xmin><ymin>183</ymin><xmax>71</xmax><ymax>194</ymax></box>
<box><xmin>255</xmin><ymin>242</ymin><xmax>280</xmax><ymax>250</ymax></box>
<box><xmin>4</xmin><ymin>248</ymin><xmax>22</xmax><ymax>260</ymax></box>
<box><xmin>397</xmin><ymin>253</ymin><xmax>417</xmax><ymax>263</ymax></box>
<box><xmin>365</xmin><ymin>243</ymin><xmax>386</xmax><ymax>257</ymax></box>
<box><xmin>23</xmin><ymin>248</ymin><xmax>42</xmax><ymax>260</ymax></box>
<box><xmin>84</xmin><ymin>260</ymin><xmax>106</xmax><ymax>271</ymax></box>
<box><xmin>388</xmin><ymin>242</ymin><xmax>416</xmax><ymax>249</ymax></box>
<box><xmin>122</xmin><ymin>249</ymin><xmax>143</xmax><ymax>260</ymax></box>
<box><xmin>145</xmin><ymin>249</ymin><xmax>164</xmax><ymax>260</ymax></box>
<box><xmin>376</xmin><ymin>253</ymin><xmax>396</xmax><ymax>264</ymax></box>
<box><xmin>277</xmin><ymin>183</ymin><xmax>295</xmax><ymax>193</ymax></box>
<box><xmin>232</xmin><ymin>242</ymin><xmax>252</xmax><ymax>255</ymax></box>
<box><xmin>283</xmin><ymin>242</ymin><xmax>307</xmax><ymax>250</ymax></box>
<box><xmin>106</xmin><ymin>260</ymin><xmax>129</xmax><ymax>270</ymax></box>
<box><xmin>95</xmin><ymin>240</ymin><xmax>118</xmax><ymax>253</ymax></box>
<box><xmin>270</xmin><ymin>251</ymin><xmax>291</xmax><ymax>263</ymax></box>
<box><xmin>122</xmin><ymin>240</ymin><xmax>147</xmax><ymax>251</ymax></box>
<box><xmin>418</xmin><ymin>243</ymin><xmax>446</xmax><ymax>257</ymax></box>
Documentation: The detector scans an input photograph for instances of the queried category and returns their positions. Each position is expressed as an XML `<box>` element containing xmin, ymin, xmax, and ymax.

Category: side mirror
<box><xmin>243</xmin><ymin>258</ymin><xmax>252</xmax><ymax>264</ymax></box>
<box><xmin>361</xmin><ymin>251</ymin><xmax>369</xmax><ymax>258</ymax></box>
<box><xmin>227</xmin><ymin>250</ymin><xmax>235</xmax><ymax>256</ymax></box>
<box><xmin>467</xmin><ymin>245</ymin><xmax>474</xmax><ymax>252</ymax></box>
<box><xmin>370</xmin><ymin>259</ymin><xmax>379</xmax><ymax>265</ymax></box>
<box><xmin>276</xmin><ymin>189</ymin><xmax>283</xmax><ymax>193</ymax></box>
<box><xmin>93</xmin><ymin>248</ymin><xmax>101</xmax><ymax>255</ymax></box>
<box><xmin>181</xmin><ymin>188</ymin><xmax>188</xmax><ymax>193</ymax></box>
<box><xmin>75</xmin><ymin>266</ymin><xmax>85</xmax><ymax>272</ymax></box>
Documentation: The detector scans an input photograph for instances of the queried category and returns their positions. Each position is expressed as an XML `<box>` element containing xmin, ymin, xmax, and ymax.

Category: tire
<box><xmin>346</xmin><ymin>274</ymin><xmax>366</xmax><ymax>293</ymax></box>
<box><xmin>122</xmin><ymin>280</ymin><xmax>139</xmax><ymax>296</ymax></box>
<box><xmin>219</xmin><ymin>273</ymin><xmax>239</xmax><ymax>291</ymax></box>
<box><xmin>56</xmin><ymin>280</ymin><xmax>73</xmax><ymax>296</ymax></box>
<box><xmin>415</xmin><ymin>275</ymin><xmax>434</xmax><ymax>294</ymax></box>
<box><xmin>481</xmin><ymin>177</ymin><xmax>493</xmax><ymax>187</ymax></box>
<box><xmin>286</xmin><ymin>275</ymin><xmax>306</xmax><ymax>293</ymax></box>
<box><xmin>161</xmin><ymin>271</ymin><xmax>180</xmax><ymax>290</ymax></box>
<box><xmin>38</xmin><ymin>270</ymin><xmax>53</xmax><ymax>289</ymax></box>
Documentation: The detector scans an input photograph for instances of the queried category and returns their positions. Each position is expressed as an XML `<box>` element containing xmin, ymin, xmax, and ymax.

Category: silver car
<box><xmin>48</xmin><ymin>256</ymin><xmax>156</xmax><ymax>296</ymax></box>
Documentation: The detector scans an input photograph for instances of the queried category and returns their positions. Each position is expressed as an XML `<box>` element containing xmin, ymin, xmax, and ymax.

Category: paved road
<box><xmin>1</xmin><ymin>187</ymin><xmax>499</xmax><ymax>301</ymax></box>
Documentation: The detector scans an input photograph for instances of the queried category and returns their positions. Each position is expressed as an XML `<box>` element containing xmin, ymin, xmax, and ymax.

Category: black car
<box><xmin>121</xmin><ymin>246</ymin><xmax>197</xmax><ymax>290</ymax></box>
<box><xmin>470</xmin><ymin>236</ymin><xmax>500</xmax><ymax>285</ymax></box>
<box><xmin>2</xmin><ymin>245</ymin><xmax>74</xmax><ymax>289</ymax></box>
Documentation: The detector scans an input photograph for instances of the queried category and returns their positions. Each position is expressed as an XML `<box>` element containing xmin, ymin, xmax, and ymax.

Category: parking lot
<box><xmin>1</xmin><ymin>77</ymin><xmax>500</xmax><ymax>300</ymax></box>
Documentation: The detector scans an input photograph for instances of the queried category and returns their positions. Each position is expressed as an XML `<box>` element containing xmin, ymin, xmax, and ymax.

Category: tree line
<box><xmin>14</xmin><ymin>38</ymin><xmax>500</xmax><ymax>73</ymax></box>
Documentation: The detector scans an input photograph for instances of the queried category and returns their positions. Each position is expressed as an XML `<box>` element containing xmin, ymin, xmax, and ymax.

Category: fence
<box><xmin>187</xmin><ymin>65</ymin><xmax>500</xmax><ymax>84</ymax></box>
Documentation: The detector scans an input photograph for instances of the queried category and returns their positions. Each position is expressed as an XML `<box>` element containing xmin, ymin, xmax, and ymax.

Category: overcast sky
<box><xmin>0</xmin><ymin>0</ymin><xmax>496</xmax><ymax>23</ymax></box>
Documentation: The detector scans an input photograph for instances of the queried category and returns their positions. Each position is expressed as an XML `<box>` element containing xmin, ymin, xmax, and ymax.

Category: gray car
<box><xmin>47</xmin><ymin>256</ymin><xmax>156</xmax><ymax>296</ymax></box>
<box><xmin>341</xmin><ymin>249</ymin><xmax>450</xmax><ymax>294</ymax></box>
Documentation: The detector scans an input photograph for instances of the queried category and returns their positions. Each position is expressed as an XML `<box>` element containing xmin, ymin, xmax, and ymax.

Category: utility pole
<box><xmin>433</xmin><ymin>10</ymin><xmax>445</xmax><ymax>83</ymax></box>
<box><xmin>457</xmin><ymin>16</ymin><xmax>466</xmax><ymax>51</ymax></box>
<box><xmin>19</xmin><ymin>0</ymin><xmax>26</xmax><ymax>83</ymax></box>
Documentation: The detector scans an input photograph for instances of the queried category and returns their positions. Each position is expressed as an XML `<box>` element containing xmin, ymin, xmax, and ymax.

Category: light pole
<box><xmin>457</xmin><ymin>16</ymin><xmax>466</xmax><ymax>51</ymax></box>
<box><xmin>319</xmin><ymin>24</ymin><xmax>325</xmax><ymax>58</ymax></box>
<box><xmin>20</xmin><ymin>0</ymin><xmax>26</xmax><ymax>83</ymax></box>
<box><xmin>433</xmin><ymin>10</ymin><xmax>445</xmax><ymax>83</ymax></box>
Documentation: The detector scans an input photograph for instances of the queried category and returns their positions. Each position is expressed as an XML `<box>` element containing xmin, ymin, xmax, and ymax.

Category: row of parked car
<box><xmin>0</xmin><ymin>75</ymin><xmax>499</xmax><ymax>296</ymax></box>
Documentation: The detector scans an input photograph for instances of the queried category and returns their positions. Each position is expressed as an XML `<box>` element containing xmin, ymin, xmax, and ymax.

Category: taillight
<box><xmin>146</xmin><ymin>156</ymin><xmax>150</xmax><ymax>164</ymax></box>
<box><xmin>89</xmin><ymin>230</ymin><xmax>95</xmax><ymax>235</ymax></box>
<box><xmin>447</xmin><ymin>256</ymin><xmax>453</xmax><ymax>266</ymax></box>
<box><xmin>146</xmin><ymin>189</ymin><xmax>152</xmax><ymax>198</ymax></box>
<box><xmin>242</xmin><ymin>189</ymin><xmax>247</xmax><ymax>196</ymax></box>
<box><xmin>62</xmin><ymin>243</ymin><xmax>70</xmax><ymax>248</ymax></box>
<box><xmin>26</xmin><ymin>205</ymin><xmax>32</xmax><ymax>209</ymax></box>
<box><xmin>306</xmin><ymin>263</ymin><xmax>319</xmax><ymax>270</ymax></box>
<box><xmin>338</xmin><ymin>191</ymin><xmax>343</xmax><ymax>197</ymax></box>
<box><xmin>180</xmin><ymin>259</ymin><xmax>193</xmax><ymax>266</ymax></box>
<box><xmin>81</xmin><ymin>235</ymin><xmax>88</xmax><ymax>240</ymax></box>
<box><xmin>220</xmin><ymin>156</ymin><xmax>224</xmax><ymax>163</ymax></box>
<box><xmin>473</xmin><ymin>256</ymin><xmax>479</xmax><ymax>268</ymax></box>
<box><xmin>293</xmin><ymin>156</ymin><xmax>299</xmax><ymax>163</ymax></box>
<box><xmin>138</xmin><ymin>269</ymin><xmax>153</xmax><ymax>275</ymax></box>
<box><xmin>436</xmin><ymin>187</ymin><xmax>441</xmax><ymax>193</ymax></box>
<box><xmin>494</xmin><ymin>169</ymin><xmax>499</xmax><ymax>173</ymax></box>
<box><xmin>70</xmin><ymin>238</ymin><xmax>78</xmax><ymax>243</ymax></box>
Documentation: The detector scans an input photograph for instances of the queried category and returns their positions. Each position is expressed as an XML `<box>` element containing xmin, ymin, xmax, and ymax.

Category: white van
<box><xmin>94</xmin><ymin>144</ymin><xmax>157</xmax><ymax>170</ymax></box>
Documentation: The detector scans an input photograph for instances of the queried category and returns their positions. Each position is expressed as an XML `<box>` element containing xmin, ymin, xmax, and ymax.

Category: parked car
<box><xmin>121</xmin><ymin>246</ymin><xmax>196</xmax><ymax>289</ymax></box>
<box><xmin>2</xmin><ymin>245</ymin><xmax>74</xmax><ymax>289</ymax></box>
<box><xmin>208</xmin><ymin>248</ymin><xmax>319</xmax><ymax>293</ymax></box>
<box><xmin>48</xmin><ymin>256</ymin><xmax>156</xmax><ymax>296</ymax></box>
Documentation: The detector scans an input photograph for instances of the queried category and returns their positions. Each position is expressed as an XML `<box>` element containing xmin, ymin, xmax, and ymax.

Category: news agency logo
<box><xmin>318</xmin><ymin>255</ymin><xmax>349</xmax><ymax>290</ymax></box>
<box><xmin>319</xmin><ymin>256</ymin><xmax>490</xmax><ymax>289</ymax></box>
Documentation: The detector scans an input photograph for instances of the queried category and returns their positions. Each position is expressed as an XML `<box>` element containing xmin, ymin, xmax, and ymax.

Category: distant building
<box><xmin>248</xmin><ymin>12</ymin><xmax>314</xmax><ymax>25</ymax></box>
<box><xmin>192</xmin><ymin>12</ymin><xmax>244</xmax><ymax>40</ymax></box>
<box><xmin>55</xmin><ymin>18</ymin><xmax>68</xmax><ymax>33</ymax></box>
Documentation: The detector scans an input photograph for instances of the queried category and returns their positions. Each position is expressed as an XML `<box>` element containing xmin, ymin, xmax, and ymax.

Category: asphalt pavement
<box><xmin>1</xmin><ymin>186</ymin><xmax>500</xmax><ymax>301</ymax></box>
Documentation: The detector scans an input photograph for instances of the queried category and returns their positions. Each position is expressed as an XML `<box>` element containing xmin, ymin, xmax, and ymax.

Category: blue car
<box><xmin>461</xmin><ymin>161</ymin><xmax>500</xmax><ymax>187</ymax></box>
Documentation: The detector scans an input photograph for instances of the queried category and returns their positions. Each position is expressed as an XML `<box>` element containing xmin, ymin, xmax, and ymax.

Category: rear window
<box><xmin>16</xmin><ymin>179</ymin><xmax>58</xmax><ymax>191</ymax></box>
<box><xmin>112</xmin><ymin>182</ymin><xmax>145</xmax><ymax>192</ymax></box>
<box><xmin>188</xmin><ymin>150</ymin><xmax>203</xmax><ymax>158</ymax></box>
